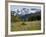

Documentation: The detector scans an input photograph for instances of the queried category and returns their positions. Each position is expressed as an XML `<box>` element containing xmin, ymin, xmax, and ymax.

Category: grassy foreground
<box><xmin>11</xmin><ymin>21</ymin><xmax>41</xmax><ymax>31</ymax></box>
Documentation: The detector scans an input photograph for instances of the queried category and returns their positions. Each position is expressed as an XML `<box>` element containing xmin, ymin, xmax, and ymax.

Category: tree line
<box><xmin>11</xmin><ymin>10</ymin><xmax>41</xmax><ymax>22</ymax></box>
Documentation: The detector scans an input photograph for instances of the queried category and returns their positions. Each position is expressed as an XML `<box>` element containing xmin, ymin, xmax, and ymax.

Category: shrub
<box><xmin>21</xmin><ymin>22</ymin><xmax>26</xmax><ymax>25</ymax></box>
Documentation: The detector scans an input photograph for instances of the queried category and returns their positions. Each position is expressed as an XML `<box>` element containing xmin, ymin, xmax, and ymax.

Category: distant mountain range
<box><xmin>14</xmin><ymin>8</ymin><xmax>41</xmax><ymax>16</ymax></box>
<box><xmin>19</xmin><ymin>10</ymin><xmax>41</xmax><ymax>20</ymax></box>
<box><xmin>11</xmin><ymin>8</ymin><xmax>41</xmax><ymax>20</ymax></box>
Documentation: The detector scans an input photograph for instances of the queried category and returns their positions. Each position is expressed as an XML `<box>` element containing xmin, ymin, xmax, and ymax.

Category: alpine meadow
<box><xmin>11</xmin><ymin>5</ymin><xmax>41</xmax><ymax>31</ymax></box>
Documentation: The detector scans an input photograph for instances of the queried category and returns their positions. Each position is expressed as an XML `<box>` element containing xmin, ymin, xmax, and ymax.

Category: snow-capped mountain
<box><xmin>14</xmin><ymin>8</ymin><xmax>41</xmax><ymax>16</ymax></box>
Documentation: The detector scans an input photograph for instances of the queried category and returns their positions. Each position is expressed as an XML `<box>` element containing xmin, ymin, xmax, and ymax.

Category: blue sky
<box><xmin>10</xmin><ymin>5</ymin><xmax>41</xmax><ymax>15</ymax></box>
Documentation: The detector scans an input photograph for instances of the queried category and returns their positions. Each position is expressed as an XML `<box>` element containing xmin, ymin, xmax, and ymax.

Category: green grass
<box><xmin>11</xmin><ymin>21</ymin><xmax>41</xmax><ymax>31</ymax></box>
